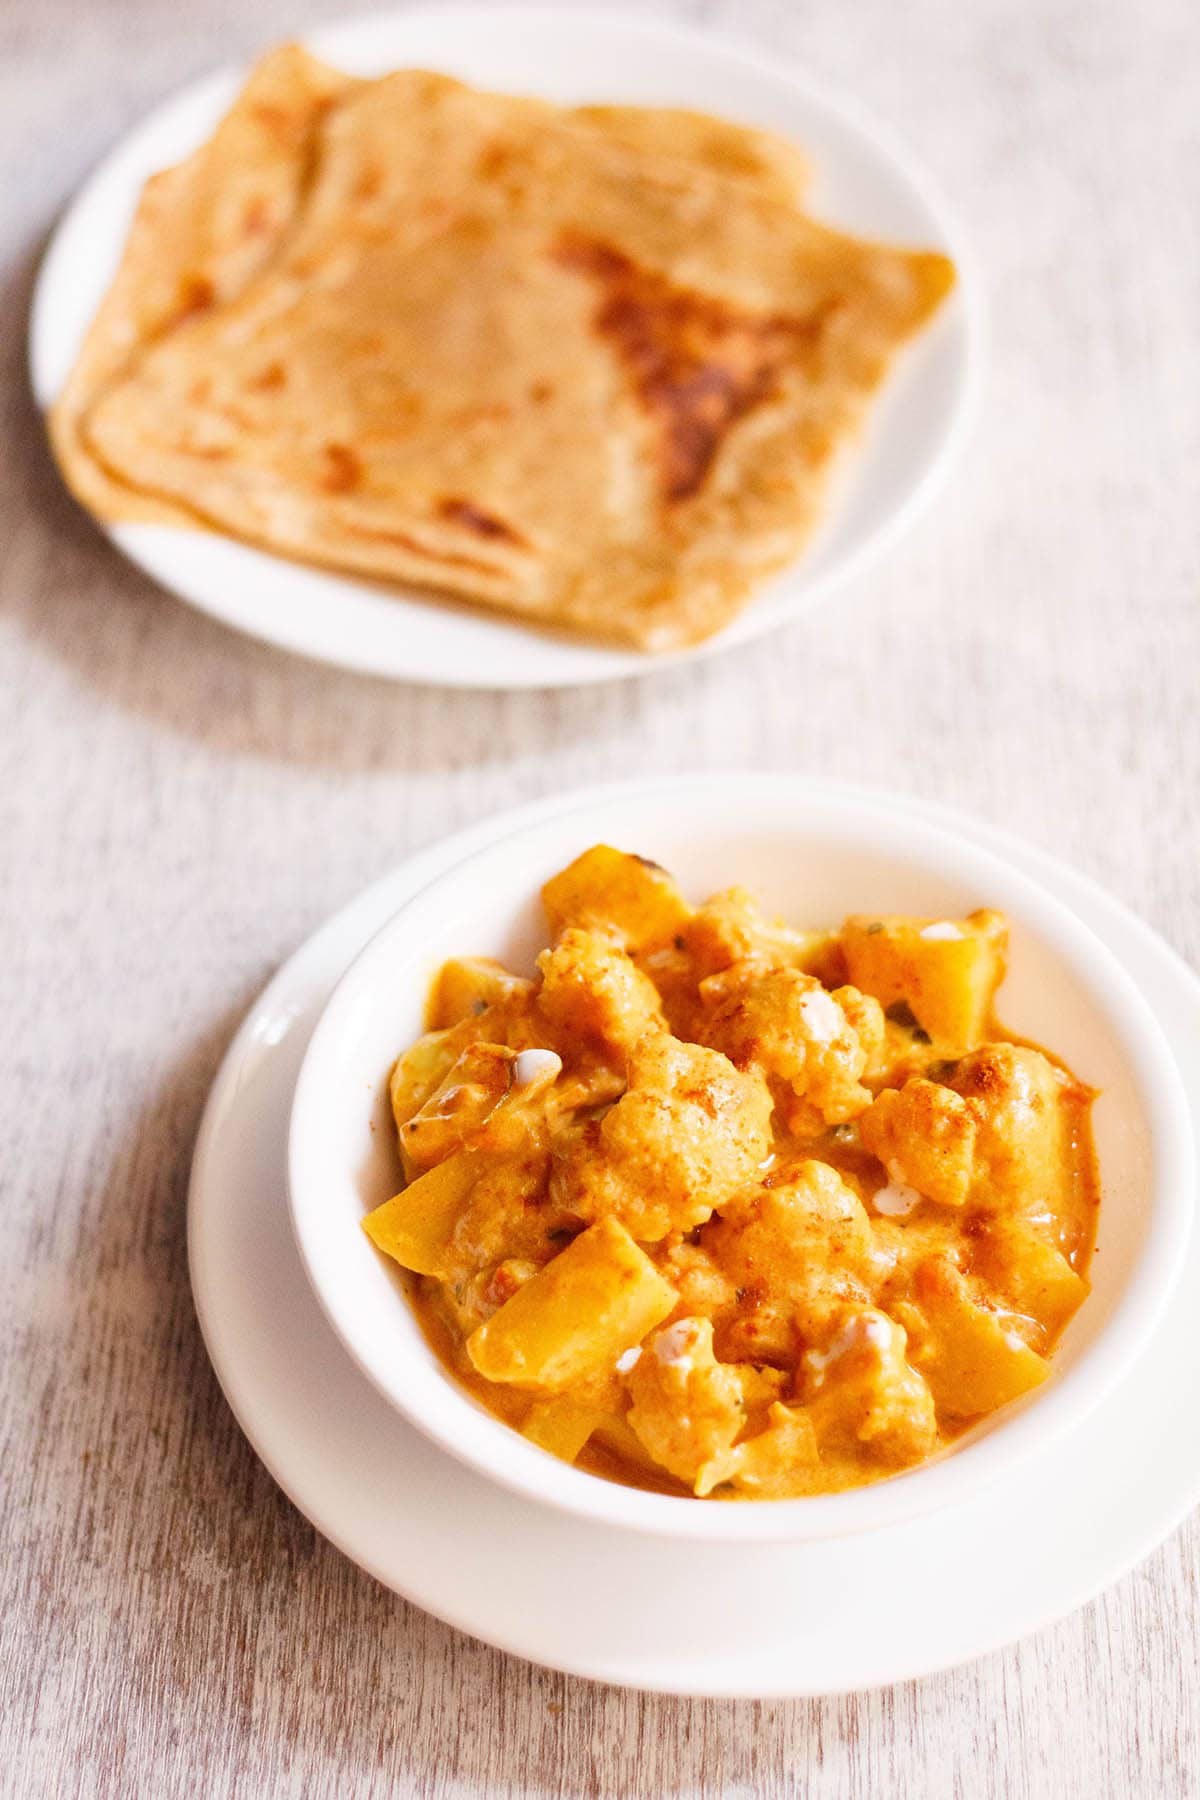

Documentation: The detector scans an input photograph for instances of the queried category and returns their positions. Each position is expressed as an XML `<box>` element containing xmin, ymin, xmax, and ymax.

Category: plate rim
<box><xmin>30</xmin><ymin>4</ymin><xmax>982</xmax><ymax>691</ymax></box>
<box><xmin>188</xmin><ymin>776</ymin><xmax>1200</xmax><ymax>1694</ymax></box>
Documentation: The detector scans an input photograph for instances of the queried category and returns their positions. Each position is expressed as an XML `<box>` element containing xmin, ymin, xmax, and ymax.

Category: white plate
<box><xmin>31</xmin><ymin>6</ymin><xmax>978</xmax><ymax>690</ymax></box>
<box><xmin>189</xmin><ymin>779</ymin><xmax>1200</xmax><ymax>1695</ymax></box>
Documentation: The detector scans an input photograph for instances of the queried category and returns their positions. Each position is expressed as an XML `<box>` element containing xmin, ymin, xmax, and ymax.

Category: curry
<box><xmin>363</xmin><ymin>847</ymin><xmax>1098</xmax><ymax>1500</ymax></box>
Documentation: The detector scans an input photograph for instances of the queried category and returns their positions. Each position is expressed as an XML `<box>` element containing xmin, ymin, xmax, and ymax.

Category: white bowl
<box><xmin>287</xmin><ymin>777</ymin><xmax>1194</xmax><ymax>1542</ymax></box>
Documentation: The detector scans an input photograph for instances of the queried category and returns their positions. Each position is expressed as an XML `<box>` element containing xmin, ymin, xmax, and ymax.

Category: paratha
<box><xmin>58</xmin><ymin>60</ymin><xmax>952</xmax><ymax>649</ymax></box>
<box><xmin>51</xmin><ymin>51</ymin><xmax>810</xmax><ymax>529</ymax></box>
<box><xmin>571</xmin><ymin>103</ymin><xmax>808</xmax><ymax>203</ymax></box>
<box><xmin>50</xmin><ymin>45</ymin><xmax>362</xmax><ymax>524</ymax></box>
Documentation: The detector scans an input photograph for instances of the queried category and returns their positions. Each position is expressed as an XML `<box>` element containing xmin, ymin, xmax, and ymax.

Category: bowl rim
<box><xmin>287</xmin><ymin>774</ymin><xmax>1195</xmax><ymax>1542</ymax></box>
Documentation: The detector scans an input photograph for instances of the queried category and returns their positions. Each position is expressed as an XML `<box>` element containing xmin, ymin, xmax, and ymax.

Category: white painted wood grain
<box><xmin>1</xmin><ymin>0</ymin><xmax>1198</xmax><ymax>1793</ymax></box>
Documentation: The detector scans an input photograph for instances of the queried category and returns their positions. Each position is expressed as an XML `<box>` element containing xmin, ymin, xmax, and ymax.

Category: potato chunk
<box><xmin>536</xmin><ymin>927</ymin><xmax>666</xmax><ymax>1060</ymax></box>
<box><xmin>390</xmin><ymin>1001</ymin><xmax>543</xmax><ymax>1144</ymax></box>
<box><xmin>362</xmin><ymin>1150</ymin><xmax>482</xmax><ymax>1279</ymax></box>
<box><xmin>541</xmin><ymin>845</ymin><xmax>691</xmax><ymax>954</ymax></box>
<box><xmin>625</xmin><ymin>1317</ymin><xmax>747</xmax><ymax>1494</ymax></box>
<box><xmin>389</xmin><ymin>1025</ymin><xmax>468</xmax><ymax>1135</ymax></box>
<box><xmin>705</xmin><ymin>1161</ymin><xmax>884</xmax><ymax>1350</ymax></box>
<box><xmin>803</xmin><ymin>1309</ymin><xmax>938</xmax><ymax>1465</ymax></box>
<box><xmin>466</xmin><ymin>1219</ymin><xmax>677</xmax><ymax>1391</ymax></box>
<box><xmin>551</xmin><ymin>1034</ymin><xmax>773</xmax><ymax>1241</ymax></box>
<box><xmin>700</xmin><ymin>964</ymin><xmax>883</xmax><ymax>1130</ymax></box>
<box><xmin>371</xmin><ymin>1048</ymin><xmax>567</xmax><ymax>1285</ymax></box>
<box><xmin>859</xmin><ymin>1077</ymin><xmax>977</xmax><ymax>1208</ymax></box>
<box><xmin>398</xmin><ymin>1041</ymin><xmax>518</xmax><ymax>1174</ymax></box>
<box><xmin>402</xmin><ymin>1035</ymin><xmax>563</xmax><ymax>1174</ymax></box>
<box><xmin>426</xmin><ymin>957</ymin><xmax>536</xmax><ymax>1030</ymax></box>
<box><xmin>842</xmin><ymin>910</ymin><xmax>1007</xmax><ymax>1049</ymax></box>
<box><xmin>907</xmin><ymin>1257</ymin><xmax>1050</xmax><ymax>1416</ymax></box>
<box><xmin>970</xmin><ymin>1221</ymin><xmax>1088</xmax><ymax>1340</ymax></box>
<box><xmin>523</xmin><ymin>1392</ymin><xmax>616</xmax><ymax>1463</ymax></box>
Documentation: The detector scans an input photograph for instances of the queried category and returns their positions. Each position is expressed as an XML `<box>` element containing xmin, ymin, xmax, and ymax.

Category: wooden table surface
<box><xmin>3</xmin><ymin>0</ymin><xmax>1198</xmax><ymax>1792</ymax></box>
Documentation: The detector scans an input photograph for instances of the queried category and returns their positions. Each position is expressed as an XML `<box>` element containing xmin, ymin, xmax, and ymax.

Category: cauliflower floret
<box><xmin>700</xmin><ymin>1401</ymin><xmax>820</xmax><ymax>1497</ymax></box>
<box><xmin>834</xmin><ymin>983</ymin><xmax>887</xmax><ymax>1076</ymax></box>
<box><xmin>657</xmin><ymin>1239</ymin><xmax>741</xmax><ymax>1323</ymax></box>
<box><xmin>550</xmin><ymin>1034</ymin><xmax>773</xmax><ymax>1241</ymax></box>
<box><xmin>536</xmin><ymin>927</ymin><xmax>666</xmax><ymax>1061</ymax></box>
<box><xmin>704</xmin><ymin>1160</ymin><xmax>885</xmax><ymax>1354</ymax></box>
<box><xmin>699</xmin><ymin>963</ymin><xmax>884</xmax><ymax>1133</ymax></box>
<box><xmin>946</xmin><ymin>1044</ymin><xmax>1077</xmax><ymax>1215</ymax></box>
<box><xmin>625</xmin><ymin>1317</ymin><xmax>746</xmax><ymax>1494</ymax></box>
<box><xmin>859</xmin><ymin>1077</ymin><xmax>977</xmax><ymax>1209</ymax></box>
<box><xmin>802</xmin><ymin>1308</ymin><xmax>938</xmax><ymax>1466</ymax></box>
<box><xmin>442</xmin><ymin>1146</ymin><xmax>561</xmax><ymax>1278</ymax></box>
<box><xmin>684</xmin><ymin>888</ymin><xmax>841</xmax><ymax>983</ymax></box>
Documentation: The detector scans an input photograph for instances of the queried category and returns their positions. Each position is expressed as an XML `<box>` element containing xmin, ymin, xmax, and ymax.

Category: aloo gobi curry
<box><xmin>363</xmin><ymin>847</ymin><xmax>1098</xmax><ymax>1500</ymax></box>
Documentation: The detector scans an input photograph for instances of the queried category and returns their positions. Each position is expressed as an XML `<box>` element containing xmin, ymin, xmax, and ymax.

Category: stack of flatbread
<box><xmin>52</xmin><ymin>45</ymin><xmax>954</xmax><ymax>651</ymax></box>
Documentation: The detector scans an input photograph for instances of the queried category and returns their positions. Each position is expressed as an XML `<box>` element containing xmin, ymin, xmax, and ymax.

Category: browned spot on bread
<box><xmin>354</xmin><ymin>162</ymin><xmax>384</xmax><ymax>201</ymax></box>
<box><xmin>248</xmin><ymin>361</ymin><xmax>287</xmax><ymax>392</ymax></box>
<box><xmin>250</xmin><ymin>96</ymin><xmax>332</xmax><ymax>146</ymax></box>
<box><xmin>321</xmin><ymin>444</ymin><xmax>362</xmax><ymax>493</ymax></box>
<box><xmin>242</xmin><ymin>196</ymin><xmax>273</xmax><ymax>238</ymax></box>
<box><xmin>252</xmin><ymin>102</ymin><xmax>297</xmax><ymax>143</ymax></box>
<box><xmin>215</xmin><ymin>403</ymin><xmax>258</xmax><ymax>433</ymax></box>
<box><xmin>438</xmin><ymin>497</ymin><xmax>527</xmax><ymax>546</ymax></box>
<box><xmin>476</xmin><ymin>141</ymin><xmax>513</xmax><ymax>180</ymax></box>
<box><xmin>172</xmin><ymin>274</ymin><xmax>215</xmax><ymax>328</ymax></box>
<box><xmin>554</xmin><ymin>234</ymin><xmax>821</xmax><ymax>503</ymax></box>
<box><xmin>417</xmin><ymin>197</ymin><xmax>455</xmax><ymax>229</ymax></box>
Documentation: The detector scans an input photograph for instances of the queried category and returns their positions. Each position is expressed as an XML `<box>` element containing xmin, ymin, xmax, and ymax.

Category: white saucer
<box><xmin>31</xmin><ymin>6</ymin><xmax>977</xmax><ymax>690</ymax></box>
<box><xmin>188</xmin><ymin>782</ymin><xmax>1200</xmax><ymax>1695</ymax></box>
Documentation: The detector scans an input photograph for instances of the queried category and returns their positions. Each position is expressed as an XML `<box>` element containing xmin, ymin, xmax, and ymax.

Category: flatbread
<box><xmin>62</xmin><ymin>64</ymin><xmax>952</xmax><ymax>649</ymax></box>
<box><xmin>572</xmin><ymin>104</ymin><xmax>808</xmax><ymax>203</ymax></box>
<box><xmin>50</xmin><ymin>45</ymin><xmax>362</xmax><ymax>523</ymax></box>
<box><xmin>51</xmin><ymin>51</ymin><xmax>809</xmax><ymax>530</ymax></box>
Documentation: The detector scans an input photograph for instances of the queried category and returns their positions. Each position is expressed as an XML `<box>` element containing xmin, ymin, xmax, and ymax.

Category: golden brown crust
<box><xmin>53</xmin><ymin>58</ymin><xmax>954</xmax><ymax>650</ymax></box>
<box><xmin>553</xmin><ymin>234</ymin><xmax>814</xmax><ymax>505</ymax></box>
<box><xmin>49</xmin><ymin>44</ymin><xmax>362</xmax><ymax>524</ymax></box>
